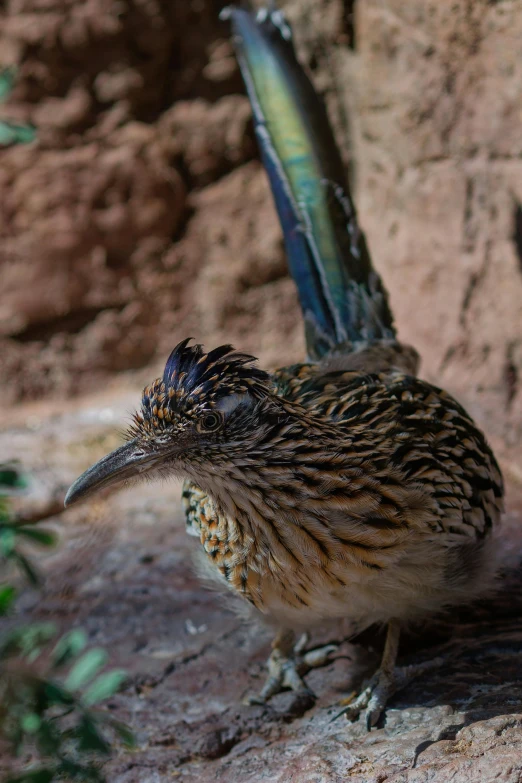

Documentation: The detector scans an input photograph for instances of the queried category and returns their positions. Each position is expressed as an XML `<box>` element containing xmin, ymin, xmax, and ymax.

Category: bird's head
<box><xmin>64</xmin><ymin>339</ymin><xmax>276</xmax><ymax>507</ymax></box>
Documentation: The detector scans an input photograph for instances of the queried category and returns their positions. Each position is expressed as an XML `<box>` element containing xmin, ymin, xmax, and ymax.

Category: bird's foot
<box><xmin>335</xmin><ymin>656</ymin><xmax>445</xmax><ymax>730</ymax></box>
<box><xmin>246</xmin><ymin>633</ymin><xmax>338</xmax><ymax>704</ymax></box>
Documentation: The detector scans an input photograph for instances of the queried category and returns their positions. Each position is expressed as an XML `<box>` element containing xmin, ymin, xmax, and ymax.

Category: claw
<box><xmin>247</xmin><ymin>634</ymin><xmax>338</xmax><ymax>705</ymax></box>
<box><xmin>302</xmin><ymin>643</ymin><xmax>338</xmax><ymax>668</ymax></box>
<box><xmin>330</xmin><ymin>707</ymin><xmax>351</xmax><ymax>723</ymax></box>
<box><xmin>332</xmin><ymin>653</ymin><xmax>446</xmax><ymax>729</ymax></box>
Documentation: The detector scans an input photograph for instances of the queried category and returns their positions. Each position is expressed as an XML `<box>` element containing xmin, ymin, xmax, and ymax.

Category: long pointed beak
<box><xmin>64</xmin><ymin>439</ymin><xmax>159</xmax><ymax>508</ymax></box>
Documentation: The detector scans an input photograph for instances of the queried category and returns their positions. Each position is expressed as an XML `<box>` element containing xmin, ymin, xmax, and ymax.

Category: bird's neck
<box><xmin>183</xmin><ymin>409</ymin><xmax>347</xmax><ymax>533</ymax></box>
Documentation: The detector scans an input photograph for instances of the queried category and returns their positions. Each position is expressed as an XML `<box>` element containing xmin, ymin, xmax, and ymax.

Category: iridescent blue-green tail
<box><xmin>223</xmin><ymin>4</ymin><xmax>395</xmax><ymax>360</ymax></box>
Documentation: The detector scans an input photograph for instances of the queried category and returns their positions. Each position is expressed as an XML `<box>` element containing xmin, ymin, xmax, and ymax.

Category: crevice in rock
<box><xmin>341</xmin><ymin>0</ymin><xmax>357</xmax><ymax>50</ymax></box>
<box><xmin>9</xmin><ymin>305</ymin><xmax>124</xmax><ymax>343</ymax></box>
<box><xmin>412</xmin><ymin>722</ymin><xmax>466</xmax><ymax>767</ymax></box>
<box><xmin>460</xmin><ymin>241</ymin><xmax>490</xmax><ymax>326</ymax></box>
<box><xmin>439</xmin><ymin>344</ymin><xmax>457</xmax><ymax>374</ymax></box>
<box><xmin>504</xmin><ymin>341</ymin><xmax>519</xmax><ymax>408</ymax></box>
<box><xmin>511</xmin><ymin>202</ymin><xmax>522</xmax><ymax>274</ymax></box>
<box><xmin>463</xmin><ymin>175</ymin><xmax>476</xmax><ymax>252</ymax></box>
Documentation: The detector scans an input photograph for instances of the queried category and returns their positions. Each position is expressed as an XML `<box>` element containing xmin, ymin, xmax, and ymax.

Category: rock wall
<box><xmin>1</xmin><ymin>0</ymin><xmax>521</xmax><ymax>474</ymax></box>
<box><xmin>349</xmin><ymin>0</ymin><xmax>522</xmax><ymax>476</ymax></box>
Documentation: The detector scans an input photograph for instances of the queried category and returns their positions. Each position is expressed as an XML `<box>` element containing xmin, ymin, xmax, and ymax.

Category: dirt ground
<box><xmin>1</xmin><ymin>0</ymin><xmax>522</xmax><ymax>780</ymax></box>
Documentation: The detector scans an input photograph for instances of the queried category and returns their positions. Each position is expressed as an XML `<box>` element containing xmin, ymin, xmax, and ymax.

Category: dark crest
<box><xmin>162</xmin><ymin>339</ymin><xmax>270</xmax><ymax>402</ymax></box>
<box><xmin>135</xmin><ymin>340</ymin><xmax>271</xmax><ymax>434</ymax></box>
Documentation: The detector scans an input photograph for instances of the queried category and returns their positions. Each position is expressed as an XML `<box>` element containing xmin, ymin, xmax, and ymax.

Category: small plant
<box><xmin>0</xmin><ymin>68</ymin><xmax>36</xmax><ymax>147</ymax></box>
<box><xmin>0</xmin><ymin>467</ymin><xmax>133</xmax><ymax>782</ymax></box>
<box><xmin>0</xmin><ymin>468</ymin><xmax>56</xmax><ymax>589</ymax></box>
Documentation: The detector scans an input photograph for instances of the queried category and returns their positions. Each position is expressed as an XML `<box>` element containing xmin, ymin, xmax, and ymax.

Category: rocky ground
<box><xmin>1</xmin><ymin>0</ymin><xmax>522</xmax><ymax>780</ymax></box>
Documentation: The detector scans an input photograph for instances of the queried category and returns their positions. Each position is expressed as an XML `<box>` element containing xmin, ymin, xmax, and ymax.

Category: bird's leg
<box><xmin>336</xmin><ymin>619</ymin><xmax>445</xmax><ymax>729</ymax></box>
<box><xmin>246</xmin><ymin>628</ymin><xmax>338</xmax><ymax>704</ymax></box>
<box><xmin>338</xmin><ymin>619</ymin><xmax>400</xmax><ymax>729</ymax></box>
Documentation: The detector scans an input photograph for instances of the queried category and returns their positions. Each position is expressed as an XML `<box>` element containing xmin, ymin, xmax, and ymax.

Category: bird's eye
<box><xmin>200</xmin><ymin>412</ymin><xmax>222</xmax><ymax>432</ymax></box>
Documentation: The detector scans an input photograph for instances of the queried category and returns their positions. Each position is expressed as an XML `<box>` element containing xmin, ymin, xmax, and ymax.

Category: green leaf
<box><xmin>65</xmin><ymin>648</ymin><xmax>107</xmax><ymax>691</ymax></box>
<box><xmin>15</xmin><ymin>527</ymin><xmax>57</xmax><ymax>547</ymax></box>
<box><xmin>43</xmin><ymin>680</ymin><xmax>75</xmax><ymax>706</ymax></box>
<box><xmin>0</xmin><ymin>466</ymin><xmax>27</xmax><ymax>489</ymax></box>
<box><xmin>21</xmin><ymin>712</ymin><xmax>41</xmax><ymax>733</ymax></box>
<box><xmin>27</xmin><ymin>645</ymin><xmax>43</xmax><ymax>664</ymax></box>
<box><xmin>0</xmin><ymin>622</ymin><xmax>57</xmax><ymax>657</ymax></box>
<box><xmin>0</xmin><ymin>527</ymin><xmax>16</xmax><ymax>556</ymax></box>
<box><xmin>52</xmin><ymin>629</ymin><xmax>88</xmax><ymax>669</ymax></box>
<box><xmin>11</xmin><ymin>551</ymin><xmax>41</xmax><ymax>585</ymax></box>
<box><xmin>109</xmin><ymin>718</ymin><xmax>135</xmax><ymax>748</ymax></box>
<box><xmin>0</xmin><ymin>583</ymin><xmax>16</xmax><ymax>615</ymax></box>
<box><xmin>0</xmin><ymin>121</ymin><xmax>18</xmax><ymax>145</ymax></box>
<box><xmin>76</xmin><ymin>715</ymin><xmax>111</xmax><ymax>754</ymax></box>
<box><xmin>0</xmin><ymin>121</ymin><xmax>36</xmax><ymax>146</ymax></box>
<box><xmin>0</xmin><ymin>67</ymin><xmax>16</xmax><ymax>102</ymax></box>
<box><xmin>82</xmin><ymin>670</ymin><xmax>127</xmax><ymax>706</ymax></box>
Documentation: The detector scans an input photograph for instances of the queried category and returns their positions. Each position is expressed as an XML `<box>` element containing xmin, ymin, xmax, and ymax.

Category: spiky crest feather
<box><xmin>129</xmin><ymin>340</ymin><xmax>272</xmax><ymax>437</ymax></box>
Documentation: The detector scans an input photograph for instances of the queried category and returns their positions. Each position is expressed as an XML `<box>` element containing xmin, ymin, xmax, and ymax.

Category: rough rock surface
<box><xmin>347</xmin><ymin>0</ymin><xmax>522</xmax><ymax>478</ymax></box>
<box><xmin>1</xmin><ymin>0</ymin><xmax>522</xmax><ymax>780</ymax></box>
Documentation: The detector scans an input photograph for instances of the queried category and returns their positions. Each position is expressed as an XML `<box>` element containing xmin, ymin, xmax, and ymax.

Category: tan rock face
<box><xmin>1</xmin><ymin>0</ymin><xmax>520</xmax><ymax>474</ymax></box>
<box><xmin>348</xmin><ymin>0</ymin><xmax>522</xmax><ymax>473</ymax></box>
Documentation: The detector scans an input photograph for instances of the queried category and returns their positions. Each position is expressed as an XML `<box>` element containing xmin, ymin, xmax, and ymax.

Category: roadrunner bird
<box><xmin>65</xmin><ymin>5</ymin><xmax>504</xmax><ymax>728</ymax></box>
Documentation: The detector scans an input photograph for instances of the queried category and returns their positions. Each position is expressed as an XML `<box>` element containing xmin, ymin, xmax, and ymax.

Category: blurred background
<box><xmin>1</xmin><ymin>1</ymin><xmax>522</xmax><ymax>781</ymax></box>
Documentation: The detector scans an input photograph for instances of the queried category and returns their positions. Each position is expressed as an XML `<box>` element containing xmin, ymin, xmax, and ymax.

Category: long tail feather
<box><xmin>224</xmin><ymin>5</ymin><xmax>395</xmax><ymax>359</ymax></box>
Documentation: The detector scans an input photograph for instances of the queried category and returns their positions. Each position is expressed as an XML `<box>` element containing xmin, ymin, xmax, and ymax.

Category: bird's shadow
<box><xmin>345</xmin><ymin>564</ymin><xmax>522</xmax><ymax>747</ymax></box>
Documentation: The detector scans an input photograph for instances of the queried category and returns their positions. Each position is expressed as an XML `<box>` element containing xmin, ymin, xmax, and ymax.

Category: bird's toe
<box><xmin>247</xmin><ymin>637</ymin><xmax>337</xmax><ymax>705</ymax></box>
